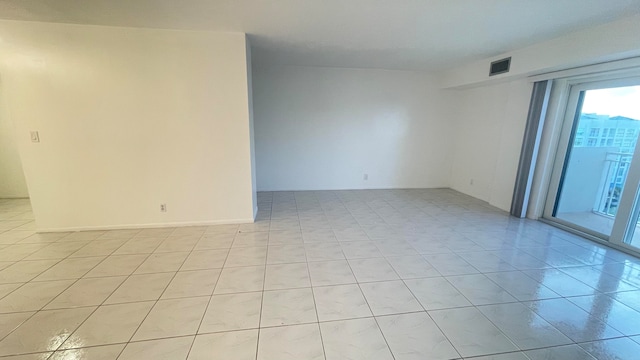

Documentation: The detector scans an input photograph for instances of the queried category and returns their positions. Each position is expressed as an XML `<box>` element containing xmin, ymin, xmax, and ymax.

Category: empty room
<box><xmin>2</xmin><ymin>0</ymin><xmax>640</xmax><ymax>359</ymax></box>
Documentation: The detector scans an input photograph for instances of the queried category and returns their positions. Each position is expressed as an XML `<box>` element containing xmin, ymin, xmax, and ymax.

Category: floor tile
<box><xmin>492</xmin><ymin>250</ymin><xmax>552</xmax><ymax>270</ymax></box>
<box><xmin>320</xmin><ymin>318</ymin><xmax>394</xmax><ymax>360</ymax></box>
<box><xmin>264</xmin><ymin>263</ymin><xmax>310</xmax><ymax>290</ymax></box>
<box><xmin>305</xmin><ymin>243</ymin><xmax>345</xmax><ymax>261</ymax></box>
<box><xmin>214</xmin><ymin>266</ymin><xmax>265</xmax><ymax>294</ymax></box>
<box><xmin>189</xmin><ymin>330</ymin><xmax>258</xmax><ymax>360</ymax></box>
<box><xmin>193</xmin><ymin>234</ymin><xmax>234</xmax><ymax>250</ymax></box>
<box><xmin>524</xmin><ymin>344</ymin><xmax>597</xmax><ymax>360</ymax></box>
<box><xmin>24</xmin><ymin>242</ymin><xmax>90</xmax><ymax>261</ymax></box>
<box><xmin>429</xmin><ymin>307</ymin><xmax>518</xmax><ymax>358</ymax></box>
<box><xmin>199</xmin><ymin>292</ymin><xmax>262</xmax><ymax>333</ymax></box>
<box><xmin>560</xmin><ymin>265</ymin><xmax>637</xmax><ymax>294</ymax></box>
<box><xmin>348</xmin><ymin>258</ymin><xmax>399</xmax><ymax>282</ymax></box>
<box><xmin>154</xmin><ymin>237</ymin><xmax>199</xmax><ymax>253</ymax></box>
<box><xmin>359</xmin><ymin>280</ymin><xmax>422</xmax><ymax>316</ymax></box>
<box><xmin>260</xmin><ymin>288</ymin><xmax>317</xmax><ymax>327</ymax></box>
<box><xmin>386</xmin><ymin>255</ymin><xmax>440</xmax><ymax>279</ymax></box>
<box><xmin>134</xmin><ymin>252</ymin><xmax>190</xmax><ymax>274</ymax></box>
<box><xmin>0</xmin><ymin>260</ymin><xmax>60</xmax><ymax>283</ymax></box>
<box><xmin>233</xmin><ymin>232</ymin><xmax>269</xmax><ymax>247</ymax></box>
<box><xmin>62</xmin><ymin>231</ymin><xmax>105</xmax><ymax>242</ymax></box>
<box><xmin>610</xmin><ymin>290</ymin><xmax>640</xmax><ymax>312</ymax></box>
<box><xmin>205</xmin><ymin>224</ymin><xmax>239</xmax><ymax>235</ymax></box>
<box><xmin>266</xmin><ymin>244</ymin><xmax>306</xmax><ymax>264</ymax></box>
<box><xmin>457</xmin><ymin>251</ymin><xmax>516</xmax><ymax>273</ymax></box>
<box><xmin>307</xmin><ymin>260</ymin><xmax>356</xmax><ymax>286</ymax></box>
<box><xmin>0</xmin><ymin>282</ymin><xmax>21</xmax><ymax>298</ymax></box>
<box><xmin>422</xmin><ymin>253</ymin><xmax>479</xmax><ymax>276</ymax></box>
<box><xmin>522</xmin><ymin>269</ymin><xmax>596</xmax><ymax>297</ymax></box>
<box><xmin>485</xmin><ymin>271</ymin><xmax>560</xmax><ymax>301</ymax></box>
<box><xmin>132</xmin><ymin>296</ymin><xmax>209</xmax><ymax>341</ymax></box>
<box><xmin>162</xmin><ymin>269</ymin><xmax>220</xmax><ymax>299</ymax></box>
<box><xmin>313</xmin><ymin>284</ymin><xmax>372</xmax><ymax>321</ymax></box>
<box><xmin>0</xmin><ymin>311</ymin><xmax>34</xmax><ymax>339</ymax></box>
<box><xmin>340</xmin><ymin>241</ymin><xmax>383</xmax><ymax>259</ymax></box>
<box><xmin>566</xmin><ymin>293</ymin><xmax>640</xmax><ymax>336</ymax></box>
<box><xmin>526</xmin><ymin>298</ymin><xmax>624</xmax><ymax>342</ymax></box>
<box><xmin>0</xmin><ymin>244</ymin><xmax>49</xmax><ymax>262</ymax></box>
<box><xmin>477</xmin><ymin>302</ymin><xmax>572</xmax><ymax>350</ymax></box>
<box><xmin>446</xmin><ymin>274</ymin><xmax>517</xmax><ymax>306</ymax></box>
<box><xmin>33</xmin><ymin>257</ymin><xmax>104</xmax><ymax>281</ymax></box>
<box><xmin>84</xmin><ymin>254</ymin><xmax>148</xmax><ymax>278</ymax></box>
<box><xmin>225</xmin><ymin>246</ymin><xmax>267</xmax><ymax>267</ymax></box>
<box><xmin>469</xmin><ymin>352</ymin><xmax>530</xmax><ymax>360</ymax></box>
<box><xmin>257</xmin><ymin>324</ymin><xmax>324</xmax><ymax>360</ymax></box>
<box><xmin>0</xmin><ymin>280</ymin><xmax>74</xmax><ymax>313</ymax></box>
<box><xmin>404</xmin><ymin>277</ymin><xmax>472</xmax><ymax>310</ymax></box>
<box><xmin>375</xmin><ymin>240</ymin><xmax>419</xmax><ymax>256</ymax></box>
<box><xmin>267</xmin><ymin>230</ymin><xmax>303</xmax><ymax>245</ymax></box>
<box><xmin>118</xmin><ymin>336</ymin><xmax>193</xmax><ymax>360</ymax></box>
<box><xmin>45</xmin><ymin>276</ymin><xmax>126</xmax><ymax>309</ymax></box>
<box><xmin>4</xmin><ymin>192</ymin><xmax>640</xmax><ymax>360</ymax></box>
<box><xmin>376</xmin><ymin>312</ymin><xmax>459</xmax><ymax>360</ymax></box>
<box><xmin>60</xmin><ymin>301</ymin><xmax>154</xmax><ymax>349</ymax></box>
<box><xmin>180</xmin><ymin>250</ymin><xmax>228</xmax><ymax>271</ymax></box>
<box><xmin>579</xmin><ymin>337</ymin><xmax>640</xmax><ymax>360</ymax></box>
<box><xmin>113</xmin><ymin>237</ymin><xmax>163</xmax><ymax>255</ymax></box>
<box><xmin>104</xmin><ymin>272</ymin><xmax>174</xmax><ymax>304</ymax></box>
<box><xmin>0</xmin><ymin>307</ymin><xmax>94</xmax><ymax>356</ymax></box>
<box><xmin>49</xmin><ymin>344</ymin><xmax>125</xmax><ymax>360</ymax></box>
<box><xmin>69</xmin><ymin>239</ymin><xmax>128</xmax><ymax>258</ymax></box>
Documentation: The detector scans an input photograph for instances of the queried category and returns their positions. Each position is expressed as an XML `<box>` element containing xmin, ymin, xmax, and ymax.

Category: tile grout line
<box><xmin>300</xmin><ymin>193</ymin><xmax>327</xmax><ymax>360</ymax></box>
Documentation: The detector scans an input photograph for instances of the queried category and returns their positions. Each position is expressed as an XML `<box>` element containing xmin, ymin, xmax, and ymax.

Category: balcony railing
<box><xmin>595</xmin><ymin>152</ymin><xmax>632</xmax><ymax>217</ymax></box>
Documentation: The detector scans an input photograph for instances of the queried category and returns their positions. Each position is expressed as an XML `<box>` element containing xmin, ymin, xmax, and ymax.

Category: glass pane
<box><xmin>554</xmin><ymin>85</ymin><xmax>640</xmax><ymax>237</ymax></box>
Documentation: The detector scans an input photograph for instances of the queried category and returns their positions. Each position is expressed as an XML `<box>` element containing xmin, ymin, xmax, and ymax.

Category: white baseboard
<box><xmin>37</xmin><ymin>218</ymin><xmax>256</xmax><ymax>233</ymax></box>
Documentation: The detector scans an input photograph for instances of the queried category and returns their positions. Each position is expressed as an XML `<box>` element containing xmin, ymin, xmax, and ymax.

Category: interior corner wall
<box><xmin>0</xmin><ymin>20</ymin><xmax>255</xmax><ymax>231</ymax></box>
<box><xmin>0</xmin><ymin>85</ymin><xmax>29</xmax><ymax>198</ymax></box>
<box><xmin>253</xmin><ymin>65</ymin><xmax>453</xmax><ymax>191</ymax></box>
<box><xmin>449</xmin><ymin>79</ymin><xmax>533</xmax><ymax>211</ymax></box>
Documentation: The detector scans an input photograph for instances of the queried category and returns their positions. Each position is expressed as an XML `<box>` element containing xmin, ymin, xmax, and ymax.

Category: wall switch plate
<box><xmin>30</xmin><ymin>131</ymin><xmax>40</xmax><ymax>143</ymax></box>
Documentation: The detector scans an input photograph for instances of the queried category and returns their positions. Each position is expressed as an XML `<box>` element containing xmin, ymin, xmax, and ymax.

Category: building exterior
<box><xmin>572</xmin><ymin>114</ymin><xmax>640</xmax><ymax>215</ymax></box>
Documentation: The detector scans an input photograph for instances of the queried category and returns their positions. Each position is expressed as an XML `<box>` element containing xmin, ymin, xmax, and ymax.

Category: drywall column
<box><xmin>0</xmin><ymin>20</ymin><xmax>256</xmax><ymax>231</ymax></box>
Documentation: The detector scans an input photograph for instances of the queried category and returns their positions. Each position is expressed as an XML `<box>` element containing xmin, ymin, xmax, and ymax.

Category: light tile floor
<box><xmin>1</xmin><ymin>190</ymin><xmax>640</xmax><ymax>359</ymax></box>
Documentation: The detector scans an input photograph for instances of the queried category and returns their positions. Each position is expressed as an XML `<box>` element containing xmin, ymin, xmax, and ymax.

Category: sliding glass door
<box><xmin>545</xmin><ymin>77</ymin><xmax>640</xmax><ymax>252</ymax></box>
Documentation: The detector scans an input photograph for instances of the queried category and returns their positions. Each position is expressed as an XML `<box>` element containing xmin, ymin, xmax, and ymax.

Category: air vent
<box><xmin>490</xmin><ymin>57</ymin><xmax>511</xmax><ymax>76</ymax></box>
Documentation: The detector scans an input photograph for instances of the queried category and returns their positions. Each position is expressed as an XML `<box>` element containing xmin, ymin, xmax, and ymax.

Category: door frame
<box><xmin>542</xmin><ymin>76</ymin><xmax>640</xmax><ymax>249</ymax></box>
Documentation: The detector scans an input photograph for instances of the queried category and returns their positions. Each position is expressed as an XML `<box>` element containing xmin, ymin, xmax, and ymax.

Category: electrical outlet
<box><xmin>160</xmin><ymin>204</ymin><xmax>167</xmax><ymax>212</ymax></box>
<box><xmin>363</xmin><ymin>174</ymin><xmax>369</xmax><ymax>180</ymax></box>
<box><xmin>470</xmin><ymin>179</ymin><xmax>474</xmax><ymax>185</ymax></box>
<box><xmin>30</xmin><ymin>131</ymin><xmax>40</xmax><ymax>143</ymax></box>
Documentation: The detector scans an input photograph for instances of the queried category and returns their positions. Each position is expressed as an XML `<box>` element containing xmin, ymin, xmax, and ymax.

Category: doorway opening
<box><xmin>544</xmin><ymin>78</ymin><xmax>640</xmax><ymax>253</ymax></box>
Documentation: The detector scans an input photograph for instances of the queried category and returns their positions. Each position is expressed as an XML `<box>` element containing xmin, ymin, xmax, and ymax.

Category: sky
<box><xmin>582</xmin><ymin>85</ymin><xmax>640</xmax><ymax>120</ymax></box>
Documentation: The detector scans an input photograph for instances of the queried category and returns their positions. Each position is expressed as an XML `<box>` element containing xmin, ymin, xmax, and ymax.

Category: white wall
<box><xmin>0</xmin><ymin>85</ymin><xmax>29</xmax><ymax>198</ymax></box>
<box><xmin>0</xmin><ymin>21</ymin><xmax>256</xmax><ymax>231</ymax></box>
<box><xmin>253</xmin><ymin>65</ymin><xmax>452</xmax><ymax>191</ymax></box>
<box><xmin>440</xmin><ymin>14</ymin><xmax>640</xmax><ymax>89</ymax></box>
<box><xmin>442</xmin><ymin>14</ymin><xmax>640</xmax><ymax>212</ymax></box>
<box><xmin>449</xmin><ymin>79</ymin><xmax>533</xmax><ymax>211</ymax></box>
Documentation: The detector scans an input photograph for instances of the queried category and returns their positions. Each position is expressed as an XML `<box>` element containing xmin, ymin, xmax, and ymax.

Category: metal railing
<box><xmin>595</xmin><ymin>152</ymin><xmax>632</xmax><ymax>216</ymax></box>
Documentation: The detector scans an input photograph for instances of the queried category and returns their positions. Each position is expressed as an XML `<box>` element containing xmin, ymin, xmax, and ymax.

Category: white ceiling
<box><xmin>1</xmin><ymin>0</ymin><xmax>639</xmax><ymax>71</ymax></box>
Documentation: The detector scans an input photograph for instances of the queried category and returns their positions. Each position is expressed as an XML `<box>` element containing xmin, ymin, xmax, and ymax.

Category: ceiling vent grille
<box><xmin>490</xmin><ymin>57</ymin><xmax>511</xmax><ymax>76</ymax></box>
